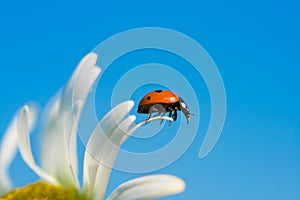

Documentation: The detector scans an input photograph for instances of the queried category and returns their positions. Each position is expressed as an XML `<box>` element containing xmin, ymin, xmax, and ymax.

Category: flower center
<box><xmin>0</xmin><ymin>182</ymin><xmax>83</xmax><ymax>200</ymax></box>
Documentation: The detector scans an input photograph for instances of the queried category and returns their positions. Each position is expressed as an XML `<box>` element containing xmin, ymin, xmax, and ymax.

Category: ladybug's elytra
<box><xmin>137</xmin><ymin>90</ymin><xmax>191</xmax><ymax>124</ymax></box>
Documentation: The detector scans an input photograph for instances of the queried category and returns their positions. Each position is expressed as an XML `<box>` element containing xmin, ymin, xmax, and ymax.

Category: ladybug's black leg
<box><xmin>172</xmin><ymin>110</ymin><xmax>178</xmax><ymax>121</ymax></box>
<box><xmin>159</xmin><ymin>110</ymin><xmax>167</xmax><ymax>125</ymax></box>
<box><xmin>146</xmin><ymin>105</ymin><xmax>156</xmax><ymax>122</ymax></box>
<box><xmin>146</xmin><ymin>112</ymin><xmax>153</xmax><ymax>123</ymax></box>
<box><xmin>168</xmin><ymin>111</ymin><xmax>173</xmax><ymax>126</ymax></box>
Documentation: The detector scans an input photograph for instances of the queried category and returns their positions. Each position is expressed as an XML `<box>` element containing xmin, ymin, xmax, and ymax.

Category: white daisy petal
<box><xmin>0</xmin><ymin>169</ymin><xmax>10</xmax><ymax>195</ymax></box>
<box><xmin>0</xmin><ymin>113</ymin><xmax>19</xmax><ymax>194</ymax></box>
<box><xmin>63</xmin><ymin>100</ymin><xmax>83</xmax><ymax>187</ymax></box>
<box><xmin>60</xmin><ymin>52</ymin><xmax>101</xmax><ymax>113</ymax></box>
<box><xmin>72</xmin><ymin>63</ymin><xmax>101</xmax><ymax>104</ymax></box>
<box><xmin>40</xmin><ymin>53</ymin><xmax>101</xmax><ymax>188</ymax></box>
<box><xmin>40</xmin><ymin>92</ymin><xmax>65</xmax><ymax>176</ymax></box>
<box><xmin>83</xmin><ymin>101</ymin><xmax>134</xmax><ymax>198</ymax></box>
<box><xmin>41</xmin><ymin>96</ymin><xmax>82</xmax><ymax>188</ymax></box>
<box><xmin>119</xmin><ymin>120</ymin><xmax>140</xmax><ymax>146</ymax></box>
<box><xmin>93</xmin><ymin>115</ymin><xmax>137</xmax><ymax>200</ymax></box>
<box><xmin>102</xmin><ymin>115</ymin><xmax>137</xmax><ymax>165</ymax></box>
<box><xmin>17</xmin><ymin>105</ymin><xmax>59</xmax><ymax>186</ymax></box>
<box><xmin>41</xmin><ymin>92</ymin><xmax>76</xmax><ymax>186</ymax></box>
<box><xmin>138</xmin><ymin>116</ymin><xmax>174</xmax><ymax>125</ymax></box>
<box><xmin>0</xmin><ymin>118</ymin><xmax>17</xmax><ymax>172</ymax></box>
<box><xmin>61</xmin><ymin>53</ymin><xmax>101</xmax><ymax>183</ymax></box>
<box><xmin>107</xmin><ymin>174</ymin><xmax>186</xmax><ymax>200</ymax></box>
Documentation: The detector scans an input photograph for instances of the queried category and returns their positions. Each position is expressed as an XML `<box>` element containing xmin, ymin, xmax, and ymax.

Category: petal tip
<box><xmin>162</xmin><ymin>174</ymin><xmax>186</xmax><ymax>191</ymax></box>
<box><xmin>174</xmin><ymin>176</ymin><xmax>186</xmax><ymax>192</ymax></box>
<box><xmin>21</xmin><ymin>105</ymin><xmax>29</xmax><ymax>113</ymax></box>
<box><xmin>127</xmin><ymin>100</ymin><xmax>135</xmax><ymax>109</ymax></box>
<box><xmin>85</xmin><ymin>52</ymin><xmax>98</xmax><ymax>61</ymax></box>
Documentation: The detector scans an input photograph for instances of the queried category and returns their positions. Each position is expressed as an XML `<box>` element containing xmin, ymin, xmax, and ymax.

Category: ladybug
<box><xmin>137</xmin><ymin>90</ymin><xmax>191</xmax><ymax>124</ymax></box>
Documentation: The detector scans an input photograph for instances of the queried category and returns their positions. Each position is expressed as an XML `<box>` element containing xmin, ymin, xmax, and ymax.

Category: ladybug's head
<box><xmin>178</xmin><ymin>97</ymin><xmax>191</xmax><ymax>124</ymax></box>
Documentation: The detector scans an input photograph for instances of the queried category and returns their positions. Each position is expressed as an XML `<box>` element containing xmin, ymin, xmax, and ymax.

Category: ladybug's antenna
<box><xmin>189</xmin><ymin>113</ymin><xmax>196</xmax><ymax>123</ymax></box>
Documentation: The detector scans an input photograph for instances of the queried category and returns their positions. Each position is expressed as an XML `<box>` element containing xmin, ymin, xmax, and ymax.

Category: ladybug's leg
<box><xmin>153</xmin><ymin>111</ymin><xmax>163</xmax><ymax>117</ymax></box>
<box><xmin>146</xmin><ymin>106</ymin><xmax>155</xmax><ymax>122</ymax></box>
<box><xmin>172</xmin><ymin>110</ymin><xmax>178</xmax><ymax>121</ymax></box>
<box><xmin>168</xmin><ymin>111</ymin><xmax>173</xmax><ymax>126</ymax></box>
<box><xmin>159</xmin><ymin>110</ymin><xmax>167</xmax><ymax>125</ymax></box>
<box><xmin>147</xmin><ymin>104</ymin><xmax>166</xmax><ymax>123</ymax></box>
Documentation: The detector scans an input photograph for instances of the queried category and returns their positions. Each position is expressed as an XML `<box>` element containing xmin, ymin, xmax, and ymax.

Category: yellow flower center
<box><xmin>0</xmin><ymin>182</ymin><xmax>84</xmax><ymax>200</ymax></box>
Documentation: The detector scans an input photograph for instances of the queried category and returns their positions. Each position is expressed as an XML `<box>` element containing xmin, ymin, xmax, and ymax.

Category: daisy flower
<box><xmin>0</xmin><ymin>53</ymin><xmax>185</xmax><ymax>200</ymax></box>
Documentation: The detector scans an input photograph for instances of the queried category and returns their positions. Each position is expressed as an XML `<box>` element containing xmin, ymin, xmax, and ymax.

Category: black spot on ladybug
<box><xmin>147</xmin><ymin>96</ymin><xmax>151</xmax><ymax>100</ymax></box>
<box><xmin>155</xmin><ymin>90</ymin><xmax>162</xmax><ymax>93</ymax></box>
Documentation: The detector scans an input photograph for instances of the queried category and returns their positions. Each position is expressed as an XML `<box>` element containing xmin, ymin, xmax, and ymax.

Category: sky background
<box><xmin>0</xmin><ymin>0</ymin><xmax>300</xmax><ymax>199</ymax></box>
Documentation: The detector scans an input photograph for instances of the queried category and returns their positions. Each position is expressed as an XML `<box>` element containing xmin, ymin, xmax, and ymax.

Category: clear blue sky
<box><xmin>0</xmin><ymin>0</ymin><xmax>299</xmax><ymax>199</ymax></box>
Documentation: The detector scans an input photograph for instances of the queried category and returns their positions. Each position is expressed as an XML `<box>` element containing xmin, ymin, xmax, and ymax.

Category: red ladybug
<box><xmin>137</xmin><ymin>90</ymin><xmax>191</xmax><ymax>123</ymax></box>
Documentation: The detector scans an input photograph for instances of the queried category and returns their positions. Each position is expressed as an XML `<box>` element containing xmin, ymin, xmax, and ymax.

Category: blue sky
<box><xmin>0</xmin><ymin>0</ymin><xmax>299</xmax><ymax>199</ymax></box>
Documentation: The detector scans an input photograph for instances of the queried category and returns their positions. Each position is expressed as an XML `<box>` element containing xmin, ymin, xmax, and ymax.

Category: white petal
<box><xmin>92</xmin><ymin>115</ymin><xmax>136</xmax><ymax>200</ymax></box>
<box><xmin>0</xmin><ymin>103</ymin><xmax>40</xmax><ymax>194</ymax></box>
<box><xmin>17</xmin><ymin>105</ymin><xmax>59</xmax><ymax>185</ymax></box>
<box><xmin>41</xmin><ymin>96</ymin><xmax>81</xmax><ymax>188</ymax></box>
<box><xmin>0</xmin><ymin>171</ymin><xmax>10</xmax><ymax>195</ymax></box>
<box><xmin>107</xmin><ymin>175</ymin><xmax>186</xmax><ymax>200</ymax></box>
<box><xmin>83</xmin><ymin>101</ymin><xmax>134</xmax><ymax>198</ymax></box>
<box><xmin>40</xmin><ymin>94</ymin><xmax>78</xmax><ymax>187</ymax></box>
<box><xmin>63</xmin><ymin>100</ymin><xmax>83</xmax><ymax>187</ymax></box>
<box><xmin>101</xmin><ymin>115</ymin><xmax>137</xmax><ymax>165</ymax></box>
<box><xmin>60</xmin><ymin>52</ymin><xmax>101</xmax><ymax>113</ymax></box>
<box><xmin>0</xmin><ymin>113</ymin><xmax>18</xmax><ymax>194</ymax></box>
<box><xmin>40</xmin><ymin>92</ymin><xmax>65</xmax><ymax>176</ymax></box>
<box><xmin>40</xmin><ymin>53</ymin><xmax>101</xmax><ymax>188</ymax></box>
<box><xmin>138</xmin><ymin>116</ymin><xmax>174</xmax><ymax>125</ymax></box>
